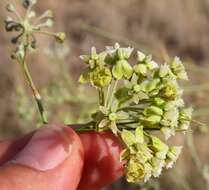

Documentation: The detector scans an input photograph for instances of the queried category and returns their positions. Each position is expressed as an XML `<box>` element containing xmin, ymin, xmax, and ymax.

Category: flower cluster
<box><xmin>79</xmin><ymin>43</ymin><xmax>192</xmax><ymax>182</ymax></box>
<box><xmin>4</xmin><ymin>0</ymin><xmax>66</xmax><ymax>124</ymax></box>
<box><xmin>120</xmin><ymin>127</ymin><xmax>182</xmax><ymax>182</ymax></box>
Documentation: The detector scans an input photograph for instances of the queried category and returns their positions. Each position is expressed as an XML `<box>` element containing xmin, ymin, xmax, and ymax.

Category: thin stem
<box><xmin>107</xmin><ymin>80</ymin><xmax>118</xmax><ymax>110</ymax></box>
<box><xmin>98</xmin><ymin>88</ymin><xmax>105</xmax><ymax>106</ymax></box>
<box><xmin>33</xmin><ymin>30</ymin><xmax>56</xmax><ymax>37</ymax></box>
<box><xmin>191</xmin><ymin>119</ymin><xmax>207</xmax><ymax>127</ymax></box>
<box><xmin>118</xmin><ymin>106</ymin><xmax>144</xmax><ymax>112</ymax></box>
<box><xmin>12</xmin><ymin>8</ymin><xmax>23</xmax><ymax>21</ymax></box>
<box><xmin>117</xmin><ymin>120</ymin><xmax>139</xmax><ymax>125</ymax></box>
<box><xmin>104</xmin><ymin>83</ymin><xmax>112</xmax><ymax>108</ymax></box>
<box><xmin>18</xmin><ymin>48</ymin><xmax>48</xmax><ymax>124</ymax></box>
<box><xmin>25</xmin><ymin>1</ymin><xmax>34</xmax><ymax>19</ymax></box>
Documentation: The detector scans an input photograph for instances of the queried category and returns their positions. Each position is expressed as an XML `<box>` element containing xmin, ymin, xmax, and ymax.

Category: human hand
<box><xmin>0</xmin><ymin>125</ymin><xmax>124</xmax><ymax>190</ymax></box>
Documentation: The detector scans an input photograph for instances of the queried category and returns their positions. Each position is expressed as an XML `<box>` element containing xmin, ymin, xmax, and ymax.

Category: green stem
<box><xmin>191</xmin><ymin>119</ymin><xmax>207</xmax><ymax>127</ymax></box>
<box><xmin>98</xmin><ymin>88</ymin><xmax>105</xmax><ymax>106</ymax></box>
<box><xmin>107</xmin><ymin>80</ymin><xmax>118</xmax><ymax>110</ymax></box>
<box><xmin>104</xmin><ymin>83</ymin><xmax>112</xmax><ymax>108</ymax></box>
<box><xmin>33</xmin><ymin>30</ymin><xmax>57</xmax><ymax>37</ymax></box>
<box><xmin>19</xmin><ymin>49</ymin><xmax>48</xmax><ymax>124</ymax></box>
<box><xmin>118</xmin><ymin>106</ymin><xmax>144</xmax><ymax>112</ymax></box>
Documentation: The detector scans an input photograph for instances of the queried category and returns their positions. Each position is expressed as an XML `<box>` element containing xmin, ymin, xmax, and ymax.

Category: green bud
<box><xmin>144</xmin><ymin>106</ymin><xmax>163</xmax><ymax>116</ymax></box>
<box><xmin>91</xmin><ymin>47</ymin><xmax>98</xmax><ymax>60</ymax></box>
<box><xmin>121</xmin><ymin>130</ymin><xmax>136</xmax><ymax>146</ymax></box>
<box><xmin>98</xmin><ymin>119</ymin><xmax>110</xmax><ymax>129</ymax></box>
<box><xmin>171</xmin><ymin>57</ymin><xmax>188</xmax><ymax>80</ymax></box>
<box><xmin>163</xmin><ymin>108</ymin><xmax>179</xmax><ymax>128</ymax></box>
<box><xmin>137</xmin><ymin>51</ymin><xmax>146</xmax><ymax>62</ymax></box>
<box><xmin>117</xmin><ymin>47</ymin><xmax>133</xmax><ymax>60</ymax></box>
<box><xmin>142</xmin><ymin>115</ymin><xmax>162</xmax><ymax>125</ymax></box>
<box><xmin>78</xmin><ymin>70</ymin><xmax>90</xmax><ymax>84</ymax></box>
<box><xmin>44</xmin><ymin>10</ymin><xmax>54</xmax><ymax>18</ymax></box>
<box><xmin>150</xmin><ymin>136</ymin><xmax>169</xmax><ymax>159</ymax></box>
<box><xmin>154</xmin><ymin>97</ymin><xmax>165</xmax><ymax>106</ymax></box>
<box><xmin>109</xmin><ymin>112</ymin><xmax>117</xmax><ymax>121</ymax></box>
<box><xmin>160</xmin><ymin>83</ymin><xmax>177</xmax><ymax>100</ymax></box>
<box><xmin>151</xmin><ymin>157</ymin><xmax>165</xmax><ymax>177</ymax></box>
<box><xmin>180</xmin><ymin>107</ymin><xmax>193</xmax><ymax>121</ymax></box>
<box><xmin>6</xmin><ymin>4</ymin><xmax>15</xmax><ymax>12</ymax></box>
<box><xmin>166</xmin><ymin>146</ymin><xmax>182</xmax><ymax>169</ymax></box>
<box><xmin>112</xmin><ymin>60</ymin><xmax>123</xmax><ymax>79</ymax></box>
<box><xmin>161</xmin><ymin>127</ymin><xmax>175</xmax><ymax>140</ymax></box>
<box><xmin>112</xmin><ymin>60</ymin><xmax>133</xmax><ymax>80</ymax></box>
<box><xmin>80</xmin><ymin>55</ymin><xmax>90</xmax><ymax>64</ymax></box>
<box><xmin>147</xmin><ymin>60</ymin><xmax>158</xmax><ymax>70</ymax></box>
<box><xmin>122</xmin><ymin>60</ymin><xmax>133</xmax><ymax>79</ymax></box>
<box><xmin>159</xmin><ymin>64</ymin><xmax>170</xmax><ymax>77</ymax></box>
<box><xmin>134</xmin><ymin>64</ymin><xmax>147</xmax><ymax>76</ymax></box>
<box><xmin>55</xmin><ymin>32</ymin><xmax>66</xmax><ymax>43</ymax></box>
<box><xmin>133</xmin><ymin>84</ymin><xmax>141</xmax><ymax>93</ymax></box>
<box><xmin>28</xmin><ymin>11</ymin><xmax>36</xmax><ymax>18</ymax></box>
<box><xmin>145</xmin><ymin>79</ymin><xmax>160</xmax><ymax>92</ymax></box>
<box><xmin>135</xmin><ymin>126</ymin><xmax>144</xmax><ymax>144</ymax></box>
<box><xmin>45</xmin><ymin>19</ymin><xmax>54</xmax><ymax>27</ymax></box>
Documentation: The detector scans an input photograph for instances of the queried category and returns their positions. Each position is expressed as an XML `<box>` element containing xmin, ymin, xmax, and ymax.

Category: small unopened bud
<box><xmin>55</xmin><ymin>32</ymin><xmax>66</xmax><ymax>43</ymax></box>
<box><xmin>133</xmin><ymin>84</ymin><xmax>141</xmax><ymax>93</ymax></box>
<box><xmin>28</xmin><ymin>11</ymin><xmax>36</xmax><ymax>18</ymax></box>
<box><xmin>22</xmin><ymin>0</ymin><xmax>37</xmax><ymax>9</ymax></box>
<box><xmin>10</xmin><ymin>52</ymin><xmax>17</xmax><ymax>60</ymax></box>
<box><xmin>109</xmin><ymin>113</ymin><xmax>117</xmax><ymax>121</ymax></box>
<box><xmin>11</xmin><ymin>37</ymin><xmax>18</xmax><ymax>44</ymax></box>
<box><xmin>31</xmin><ymin>40</ymin><xmax>37</xmax><ymax>49</ymax></box>
<box><xmin>45</xmin><ymin>19</ymin><xmax>54</xmax><ymax>27</ymax></box>
<box><xmin>43</xmin><ymin>10</ymin><xmax>54</xmax><ymax>18</ymax></box>
<box><xmin>6</xmin><ymin>4</ymin><xmax>15</xmax><ymax>12</ymax></box>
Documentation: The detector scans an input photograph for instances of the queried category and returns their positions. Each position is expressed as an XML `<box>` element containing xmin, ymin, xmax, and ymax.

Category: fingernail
<box><xmin>10</xmin><ymin>125</ymin><xmax>72</xmax><ymax>171</ymax></box>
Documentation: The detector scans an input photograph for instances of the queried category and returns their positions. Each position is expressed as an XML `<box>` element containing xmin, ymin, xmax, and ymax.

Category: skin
<box><xmin>0</xmin><ymin>125</ymin><xmax>124</xmax><ymax>190</ymax></box>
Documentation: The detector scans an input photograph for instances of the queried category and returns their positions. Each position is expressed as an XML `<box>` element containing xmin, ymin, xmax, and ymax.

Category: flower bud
<box><xmin>55</xmin><ymin>32</ymin><xmax>66</xmax><ymax>43</ymax></box>
<box><xmin>144</xmin><ymin>106</ymin><xmax>163</xmax><ymax>116</ymax></box>
<box><xmin>109</xmin><ymin>112</ymin><xmax>117</xmax><ymax>121</ymax></box>
<box><xmin>45</xmin><ymin>19</ymin><xmax>54</xmax><ymax>27</ymax></box>
<box><xmin>6</xmin><ymin>4</ymin><xmax>15</xmax><ymax>12</ymax></box>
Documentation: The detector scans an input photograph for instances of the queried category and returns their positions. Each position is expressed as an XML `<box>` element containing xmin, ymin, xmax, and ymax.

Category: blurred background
<box><xmin>0</xmin><ymin>0</ymin><xmax>209</xmax><ymax>189</ymax></box>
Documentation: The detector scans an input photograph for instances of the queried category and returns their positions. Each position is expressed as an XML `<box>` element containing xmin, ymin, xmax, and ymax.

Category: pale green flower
<box><xmin>151</xmin><ymin>157</ymin><xmax>165</xmax><ymax>177</ymax></box>
<box><xmin>165</xmin><ymin>146</ymin><xmax>182</xmax><ymax>169</ymax></box>
<box><xmin>80</xmin><ymin>47</ymin><xmax>107</xmax><ymax>69</ymax></box>
<box><xmin>126</xmin><ymin>157</ymin><xmax>146</xmax><ymax>183</ymax></box>
<box><xmin>112</xmin><ymin>59</ymin><xmax>133</xmax><ymax>79</ymax></box>
<box><xmin>171</xmin><ymin>57</ymin><xmax>188</xmax><ymax>80</ymax></box>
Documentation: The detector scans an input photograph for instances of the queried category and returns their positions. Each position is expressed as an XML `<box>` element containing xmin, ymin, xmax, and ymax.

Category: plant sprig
<box><xmin>4</xmin><ymin>0</ymin><xmax>197</xmax><ymax>185</ymax></box>
<box><xmin>5</xmin><ymin>0</ymin><xmax>65</xmax><ymax>124</ymax></box>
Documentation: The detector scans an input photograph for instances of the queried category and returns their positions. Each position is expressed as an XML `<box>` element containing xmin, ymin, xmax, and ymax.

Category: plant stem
<box><xmin>191</xmin><ymin>119</ymin><xmax>207</xmax><ymax>126</ymax></box>
<box><xmin>107</xmin><ymin>80</ymin><xmax>118</xmax><ymax>110</ymax></box>
<box><xmin>98</xmin><ymin>88</ymin><xmax>105</xmax><ymax>106</ymax></box>
<box><xmin>104</xmin><ymin>83</ymin><xmax>111</xmax><ymax>108</ymax></box>
<box><xmin>19</xmin><ymin>49</ymin><xmax>48</xmax><ymax>124</ymax></box>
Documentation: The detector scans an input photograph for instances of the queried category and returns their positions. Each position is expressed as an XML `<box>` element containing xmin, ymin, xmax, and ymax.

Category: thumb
<box><xmin>0</xmin><ymin>124</ymin><xmax>84</xmax><ymax>190</ymax></box>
